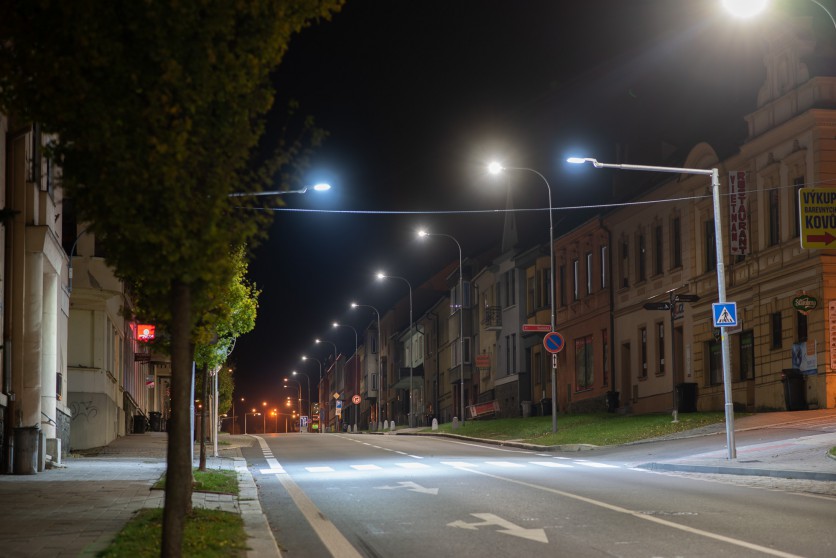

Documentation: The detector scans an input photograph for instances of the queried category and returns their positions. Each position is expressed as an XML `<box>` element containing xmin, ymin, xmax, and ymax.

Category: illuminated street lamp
<box><xmin>418</xmin><ymin>229</ymin><xmax>467</xmax><ymax>424</ymax></box>
<box><xmin>283</xmin><ymin>379</ymin><xmax>303</xmax><ymax>429</ymax></box>
<box><xmin>315</xmin><ymin>337</ymin><xmax>339</xmax><ymax>363</ymax></box>
<box><xmin>722</xmin><ymin>0</ymin><xmax>836</xmax><ymax>30</ymax></box>
<box><xmin>333</xmin><ymin>322</ymin><xmax>359</xmax><ymax>429</ymax></box>
<box><xmin>351</xmin><ymin>302</ymin><xmax>382</xmax><ymax>430</ymax></box>
<box><xmin>292</xmin><ymin>370</ymin><xmax>312</xmax><ymax>419</ymax></box>
<box><xmin>228</xmin><ymin>182</ymin><xmax>331</xmax><ymax>197</ymax></box>
<box><xmin>302</xmin><ymin>355</ymin><xmax>323</xmax><ymax>431</ymax></box>
<box><xmin>377</xmin><ymin>272</ymin><xmax>415</xmax><ymax>427</ymax></box>
<box><xmin>488</xmin><ymin>162</ymin><xmax>557</xmax><ymax>433</ymax></box>
<box><xmin>567</xmin><ymin>156</ymin><xmax>736</xmax><ymax>459</ymax></box>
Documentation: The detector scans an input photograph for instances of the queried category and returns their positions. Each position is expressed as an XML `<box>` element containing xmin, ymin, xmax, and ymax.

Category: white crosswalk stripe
<box><xmin>297</xmin><ymin>460</ymin><xmax>621</xmax><ymax>473</ymax></box>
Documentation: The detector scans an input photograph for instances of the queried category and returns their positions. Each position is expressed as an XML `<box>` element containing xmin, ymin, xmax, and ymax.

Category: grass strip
<box><xmin>98</xmin><ymin>508</ymin><xmax>247</xmax><ymax>558</ymax></box>
<box><xmin>154</xmin><ymin>468</ymin><xmax>239</xmax><ymax>494</ymax></box>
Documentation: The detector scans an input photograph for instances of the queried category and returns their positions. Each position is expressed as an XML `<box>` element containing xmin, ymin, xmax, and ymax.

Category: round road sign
<box><xmin>543</xmin><ymin>331</ymin><xmax>565</xmax><ymax>354</ymax></box>
<box><xmin>352</xmin><ymin>394</ymin><xmax>361</xmax><ymax>405</ymax></box>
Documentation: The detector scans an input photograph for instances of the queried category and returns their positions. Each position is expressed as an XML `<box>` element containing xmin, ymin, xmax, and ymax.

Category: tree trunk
<box><xmin>199</xmin><ymin>363</ymin><xmax>208</xmax><ymax>471</ymax></box>
<box><xmin>162</xmin><ymin>281</ymin><xmax>194</xmax><ymax>556</ymax></box>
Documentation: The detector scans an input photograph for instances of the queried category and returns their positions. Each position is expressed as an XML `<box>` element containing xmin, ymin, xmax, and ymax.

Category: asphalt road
<box><xmin>244</xmin><ymin>432</ymin><xmax>835</xmax><ymax>558</ymax></box>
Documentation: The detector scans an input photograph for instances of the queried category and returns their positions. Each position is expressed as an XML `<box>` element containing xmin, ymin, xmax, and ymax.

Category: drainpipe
<box><xmin>604</xmin><ymin>224</ymin><xmax>617</xmax><ymax>405</ymax></box>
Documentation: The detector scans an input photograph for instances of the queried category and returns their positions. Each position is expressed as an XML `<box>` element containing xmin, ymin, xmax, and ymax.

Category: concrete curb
<box><xmin>636</xmin><ymin>462</ymin><xmax>836</xmax><ymax>481</ymax></box>
<box><xmin>390</xmin><ymin>430</ymin><xmax>597</xmax><ymax>452</ymax></box>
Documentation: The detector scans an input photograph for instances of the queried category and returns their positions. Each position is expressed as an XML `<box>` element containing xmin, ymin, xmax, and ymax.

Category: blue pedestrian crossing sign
<box><xmin>712</xmin><ymin>302</ymin><xmax>738</xmax><ymax>327</ymax></box>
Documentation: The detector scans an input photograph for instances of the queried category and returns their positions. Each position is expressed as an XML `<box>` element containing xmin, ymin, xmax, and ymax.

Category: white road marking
<box><xmin>396</xmin><ymin>462</ymin><xmax>431</xmax><ymax>469</ymax></box>
<box><xmin>574</xmin><ymin>461</ymin><xmax>618</xmax><ymax>468</ymax></box>
<box><xmin>441</xmin><ymin>461</ymin><xmax>478</xmax><ymax>468</ymax></box>
<box><xmin>530</xmin><ymin>461</ymin><xmax>572</xmax><ymax>468</ymax></box>
<box><xmin>375</xmin><ymin>481</ymin><xmax>438</xmax><ymax>495</ymax></box>
<box><xmin>485</xmin><ymin>461</ymin><xmax>526</xmax><ymax>468</ymax></box>
<box><xmin>306</xmin><ymin>466</ymin><xmax>334</xmax><ymax>473</ymax></box>
<box><xmin>350</xmin><ymin>464</ymin><xmax>382</xmax><ymax>471</ymax></box>
<box><xmin>448</xmin><ymin>513</ymin><xmax>548</xmax><ymax>543</ymax></box>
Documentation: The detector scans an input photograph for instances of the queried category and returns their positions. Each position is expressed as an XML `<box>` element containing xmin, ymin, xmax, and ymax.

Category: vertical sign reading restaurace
<box><xmin>729</xmin><ymin>171</ymin><xmax>749</xmax><ymax>255</ymax></box>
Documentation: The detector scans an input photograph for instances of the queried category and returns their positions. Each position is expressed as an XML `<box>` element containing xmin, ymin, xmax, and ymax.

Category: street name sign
<box><xmin>522</xmin><ymin>324</ymin><xmax>552</xmax><ymax>332</ymax></box>
<box><xmin>643</xmin><ymin>302</ymin><xmax>671</xmax><ymax>311</ymax></box>
<box><xmin>798</xmin><ymin>188</ymin><xmax>836</xmax><ymax>249</ymax></box>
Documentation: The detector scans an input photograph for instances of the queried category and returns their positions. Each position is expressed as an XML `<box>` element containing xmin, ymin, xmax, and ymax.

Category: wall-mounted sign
<box><xmin>729</xmin><ymin>171</ymin><xmax>750</xmax><ymax>255</ymax></box>
<box><xmin>136</xmin><ymin>324</ymin><xmax>156</xmax><ymax>342</ymax></box>
<box><xmin>475</xmin><ymin>354</ymin><xmax>491</xmax><ymax>368</ymax></box>
<box><xmin>792</xmin><ymin>294</ymin><xmax>818</xmax><ymax>315</ymax></box>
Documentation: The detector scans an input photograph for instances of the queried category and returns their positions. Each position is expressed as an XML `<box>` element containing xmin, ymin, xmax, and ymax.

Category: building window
<box><xmin>452</xmin><ymin>338</ymin><xmax>472</xmax><ymax>367</ymax></box>
<box><xmin>672</xmin><ymin>216</ymin><xmax>682</xmax><ymax>268</ymax></box>
<box><xmin>653</xmin><ymin>224</ymin><xmax>663</xmax><ymax>276</ymax></box>
<box><xmin>620</xmin><ymin>240</ymin><xmax>629</xmax><ymax>288</ymax></box>
<box><xmin>708</xmin><ymin>340</ymin><xmax>722</xmax><ymax>385</ymax></box>
<box><xmin>705</xmin><ymin>220</ymin><xmax>716</xmax><ymax>272</ymax></box>
<box><xmin>739</xmin><ymin>330</ymin><xmax>754</xmax><ymax>380</ymax></box>
<box><xmin>505</xmin><ymin>335</ymin><xmax>511</xmax><ymax>374</ymax></box>
<box><xmin>637</xmin><ymin>232</ymin><xmax>646</xmax><ymax>282</ymax></box>
<box><xmin>771</xmin><ymin>312</ymin><xmax>782</xmax><ymax>349</ymax></box>
<box><xmin>585</xmin><ymin>251</ymin><xmax>593</xmax><ymax>295</ymax></box>
<box><xmin>511</xmin><ymin>333</ymin><xmax>517</xmax><ymax>373</ymax></box>
<box><xmin>600</xmin><ymin>245</ymin><xmax>608</xmax><ymax>289</ymax></box>
<box><xmin>534</xmin><ymin>350</ymin><xmax>544</xmax><ymax>388</ymax></box>
<box><xmin>572</xmin><ymin>258</ymin><xmax>580</xmax><ymax>300</ymax></box>
<box><xmin>640</xmin><ymin>327</ymin><xmax>648</xmax><ymax>379</ymax></box>
<box><xmin>793</xmin><ymin>176</ymin><xmax>804</xmax><ymax>239</ymax></box>
<box><xmin>602</xmin><ymin>328</ymin><xmax>609</xmax><ymax>386</ymax></box>
<box><xmin>769</xmin><ymin>188</ymin><xmax>780</xmax><ymax>246</ymax></box>
<box><xmin>797</xmin><ymin>312</ymin><xmax>807</xmax><ymax>343</ymax></box>
<box><xmin>575</xmin><ymin>335</ymin><xmax>594</xmax><ymax>391</ymax></box>
<box><xmin>558</xmin><ymin>265</ymin><xmax>566</xmax><ymax>307</ymax></box>
<box><xmin>527</xmin><ymin>275</ymin><xmax>535</xmax><ymax>314</ymax></box>
<box><xmin>657</xmin><ymin>322</ymin><xmax>665</xmax><ymax>375</ymax></box>
<box><xmin>504</xmin><ymin>270</ymin><xmax>516</xmax><ymax>307</ymax></box>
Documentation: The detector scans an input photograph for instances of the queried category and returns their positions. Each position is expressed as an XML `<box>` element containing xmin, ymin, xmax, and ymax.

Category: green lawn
<box><xmin>153</xmin><ymin>468</ymin><xmax>238</xmax><ymax>494</ymax></box>
<box><xmin>424</xmin><ymin>412</ymin><xmax>729</xmax><ymax>446</ymax></box>
<box><xmin>98</xmin><ymin>508</ymin><xmax>246</xmax><ymax>558</ymax></box>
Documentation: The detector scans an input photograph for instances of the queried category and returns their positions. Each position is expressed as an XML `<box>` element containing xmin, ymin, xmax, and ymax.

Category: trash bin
<box><xmin>540</xmin><ymin>399</ymin><xmax>552</xmax><ymax>416</ymax></box>
<box><xmin>149</xmin><ymin>412</ymin><xmax>162</xmax><ymax>432</ymax></box>
<box><xmin>133</xmin><ymin>414</ymin><xmax>147</xmax><ymax>434</ymax></box>
<box><xmin>605</xmin><ymin>391</ymin><xmax>620</xmax><ymax>413</ymax></box>
<box><xmin>676</xmin><ymin>383</ymin><xmax>698</xmax><ymax>413</ymax></box>
<box><xmin>782</xmin><ymin>369</ymin><xmax>807</xmax><ymax>411</ymax></box>
<box><xmin>521</xmin><ymin>401</ymin><xmax>532</xmax><ymax>418</ymax></box>
<box><xmin>13</xmin><ymin>426</ymin><xmax>39</xmax><ymax>475</ymax></box>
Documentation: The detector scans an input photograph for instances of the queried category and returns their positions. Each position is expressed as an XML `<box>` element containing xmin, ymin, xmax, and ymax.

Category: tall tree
<box><xmin>0</xmin><ymin>1</ymin><xmax>342</xmax><ymax>554</ymax></box>
<box><xmin>194</xmin><ymin>247</ymin><xmax>259</xmax><ymax>471</ymax></box>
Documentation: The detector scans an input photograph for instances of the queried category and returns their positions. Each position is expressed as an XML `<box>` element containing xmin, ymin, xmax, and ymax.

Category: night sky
<box><xmin>230</xmin><ymin>0</ymin><xmax>818</xmax><ymax>405</ymax></box>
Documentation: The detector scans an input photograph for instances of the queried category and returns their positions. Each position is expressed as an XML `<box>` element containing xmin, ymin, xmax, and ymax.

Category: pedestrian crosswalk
<box><xmin>298</xmin><ymin>459</ymin><xmax>620</xmax><ymax>474</ymax></box>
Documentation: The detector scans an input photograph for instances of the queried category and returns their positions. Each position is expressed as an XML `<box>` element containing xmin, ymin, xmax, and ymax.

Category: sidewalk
<box><xmin>0</xmin><ymin>432</ymin><xmax>279</xmax><ymax>558</ymax></box>
<box><xmin>633</xmin><ymin>409</ymin><xmax>836</xmax><ymax>481</ymax></box>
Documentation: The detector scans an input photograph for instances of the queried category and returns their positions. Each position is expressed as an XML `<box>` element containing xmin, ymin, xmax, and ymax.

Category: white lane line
<box><xmin>574</xmin><ymin>461</ymin><xmax>619</xmax><ymax>468</ymax></box>
<box><xmin>306</xmin><ymin>466</ymin><xmax>334</xmax><ymax>473</ymax></box>
<box><xmin>408</xmin><ymin>454</ymin><xmax>424</xmax><ymax>459</ymax></box>
<box><xmin>485</xmin><ymin>461</ymin><xmax>526</xmax><ymax>468</ymax></box>
<box><xmin>396</xmin><ymin>462</ymin><xmax>431</xmax><ymax>469</ymax></box>
<box><xmin>452</xmin><ymin>466</ymin><xmax>804</xmax><ymax>558</ymax></box>
<box><xmin>394</xmin><ymin>451</ymin><xmax>409</xmax><ymax>455</ymax></box>
<box><xmin>252</xmin><ymin>435</ymin><xmax>285</xmax><ymax>473</ymax></box>
<box><xmin>530</xmin><ymin>461</ymin><xmax>573</xmax><ymax>468</ymax></box>
<box><xmin>350</xmin><ymin>464</ymin><xmax>382</xmax><ymax>471</ymax></box>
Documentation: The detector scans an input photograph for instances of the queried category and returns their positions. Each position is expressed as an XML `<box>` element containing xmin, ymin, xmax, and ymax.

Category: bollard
<box><xmin>452</xmin><ymin>417</ymin><xmax>460</xmax><ymax>430</ymax></box>
<box><xmin>432</xmin><ymin>418</ymin><xmax>438</xmax><ymax>431</ymax></box>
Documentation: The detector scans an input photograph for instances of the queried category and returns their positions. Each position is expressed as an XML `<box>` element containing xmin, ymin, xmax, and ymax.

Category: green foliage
<box><xmin>98</xmin><ymin>508</ymin><xmax>246</xmax><ymax>558</ymax></box>
<box><xmin>0</xmin><ymin>0</ymin><xmax>342</xmax><ymax>332</ymax></box>
<box><xmin>155</xmin><ymin>469</ymin><xmax>239</xmax><ymax>495</ymax></box>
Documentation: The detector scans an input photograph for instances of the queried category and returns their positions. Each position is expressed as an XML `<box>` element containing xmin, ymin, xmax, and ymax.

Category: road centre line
<box><xmin>449</xmin><ymin>465</ymin><xmax>804</xmax><ymax>558</ymax></box>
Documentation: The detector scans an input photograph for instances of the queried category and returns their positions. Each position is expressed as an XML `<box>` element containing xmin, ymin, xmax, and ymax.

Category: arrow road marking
<box><xmin>375</xmin><ymin>481</ymin><xmax>438</xmax><ymax>495</ymax></box>
<box><xmin>447</xmin><ymin>513</ymin><xmax>548</xmax><ymax>544</ymax></box>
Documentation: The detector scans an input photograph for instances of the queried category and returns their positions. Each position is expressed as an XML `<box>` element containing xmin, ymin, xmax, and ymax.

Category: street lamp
<box><xmin>567</xmin><ymin>156</ymin><xmax>736</xmax><ymax>459</ymax></box>
<box><xmin>722</xmin><ymin>0</ymin><xmax>836</xmax><ymax>30</ymax></box>
<box><xmin>244</xmin><ymin>409</ymin><xmax>261</xmax><ymax>435</ymax></box>
<box><xmin>377</xmin><ymin>272</ymin><xmax>415</xmax><ymax>427</ymax></box>
<box><xmin>292</xmin><ymin>370</ymin><xmax>312</xmax><ymax>419</ymax></box>
<box><xmin>283</xmin><ymin>379</ymin><xmax>303</xmax><ymax>429</ymax></box>
<box><xmin>315</xmin><ymin>337</ymin><xmax>339</xmax><ymax>363</ymax></box>
<box><xmin>488</xmin><ymin>162</ymin><xmax>557</xmax><ymax>433</ymax></box>
<box><xmin>418</xmin><ymin>229</ymin><xmax>467</xmax><ymax>424</ymax></box>
<box><xmin>228</xmin><ymin>182</ymin><xmax>331</xmax><ymax>197</ymax></box>
<box><xmin>351</xmin><ymin>302</ymin><xmax>382</xmax><ymax>430</ymax></box>
<box><xmin>262</xmin><ymin>401</ymin><xmax>268</xmax><ymax>433</ymax></box>
<box><xmin>333</xmin><ymin>322</ymin><xmax>359</xmax><ymax>429</ymax></box>
<box><xmin>302</xmin><ymin>355</ymin><xmax>323</xmax><ymax>431</ymax></box>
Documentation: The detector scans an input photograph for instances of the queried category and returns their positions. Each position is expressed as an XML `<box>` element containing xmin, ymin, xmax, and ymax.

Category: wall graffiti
<box><xmin>70</xmin><ymin>401</ymin><xmax>98</xmax><ymax>422</ymax></box>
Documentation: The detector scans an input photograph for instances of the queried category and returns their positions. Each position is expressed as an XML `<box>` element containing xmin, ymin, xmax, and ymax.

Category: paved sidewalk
<box><xmin>0</xmin><ymin>432</ymin><xmax>279</xmax><ymax>558</ymax></box>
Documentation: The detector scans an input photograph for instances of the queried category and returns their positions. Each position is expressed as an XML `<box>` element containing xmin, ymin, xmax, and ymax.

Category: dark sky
<box><xmin>231</xmin><ymin>0</ymin><xmax>816</xmax><ymax>403</ymax></box>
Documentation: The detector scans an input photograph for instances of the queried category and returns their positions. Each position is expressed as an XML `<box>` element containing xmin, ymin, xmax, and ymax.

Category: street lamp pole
<box><xmin>292</xmin><ymin>370</ymin><xmax>312</xmax><ymax>421</ymax></box>
<box><xmin>333</xmin><ymin>322</ymin><xmax>359</xmax><ymax>429</ymax></box>
<box><xmin>284</xmin><ymin>379</ymin><xmax>303</xmax><ymax>431</ymax></box>
<box><xmin>316</xmin><ymin>338</ymin><xmax>340</xmax><ymax>431</ymax></box>
<box><xmin>488</xmin><ymin>162</ymin><xmax>557</xmax><ymax>433</ymax></box>
<box><xmin>302</xmin><ymin>355</ymin><xmax>323</xmax><ymax>431</ymax></box>
<box><xmin>418</xmin><ymin>230</ymin><xmax>467</xmax><ymax>424</ymax></box>
<box><xmin>568</xmin><ymin>156</ymin><xmax>735</xmax><ymax>459</ymax></box>
<box><xmin>228</xmin><ymin>182</ymin><xmax>331</xmax><ymax>197</ymax></box>
<box><xmin>351</xmin><ymin>302</ymin><xmax>382</xmax><ymax>430</ymax></box>
<box><xmin>377</xmin><ymin>272</ymin><xmax>415</xmax><ymax>427</ymax></box>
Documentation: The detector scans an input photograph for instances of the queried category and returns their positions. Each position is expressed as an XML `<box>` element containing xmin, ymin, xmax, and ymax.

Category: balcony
<box><xmin>482</xmin><ymin>306</ymin><xmax>502</xmax><ymax>330</ymax></box>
